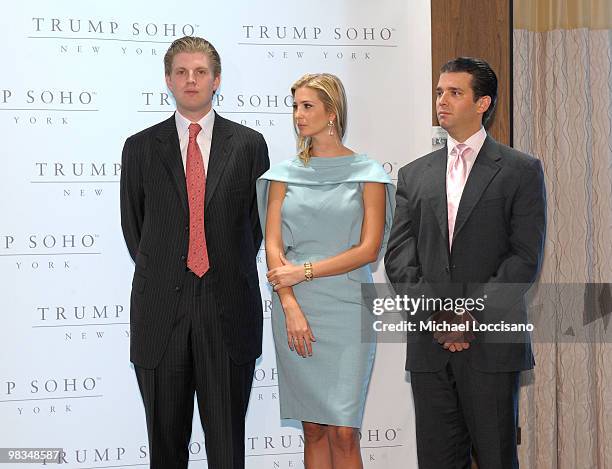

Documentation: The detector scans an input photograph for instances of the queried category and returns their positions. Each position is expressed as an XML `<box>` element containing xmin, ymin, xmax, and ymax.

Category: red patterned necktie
<box><xmin>186</xmin><ymin>123</ymin><xmax>209</xmax><ymax>277</ymax></box>
<box><xmin>446</xmin><ymin>143</ymin><xmax>471</xmax><ymax>249</ymax></box>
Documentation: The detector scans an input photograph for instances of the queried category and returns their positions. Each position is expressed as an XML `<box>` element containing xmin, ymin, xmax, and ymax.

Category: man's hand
<box><xmin>431</xmin><ymin>309</ymin><xmax>476</xmax><ymax>352</ymax></box>
<box><xmin>443</xmin><ymin>341</ymin><xmax>470</xmax><ymax>352</ymax></box>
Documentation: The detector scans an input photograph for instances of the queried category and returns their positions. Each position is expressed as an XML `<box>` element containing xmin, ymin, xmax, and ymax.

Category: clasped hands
<box><xmin>266</xmin><ymin>252</ymin><xmax>304</xmax><ymax>291</ymax></box>
<box><xmin>431</xmin><ymin>310</ymin><xmax>476</xmax><ymax>352</ymax></box>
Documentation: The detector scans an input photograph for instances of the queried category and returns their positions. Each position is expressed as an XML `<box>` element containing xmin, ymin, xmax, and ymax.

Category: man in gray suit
<box><xmin>385</xmin><ymin>57</ymin><xmax>546</xmax><ymax>468</ymax></box>
<box><xmin>121</xmin><ymin>36</ymin><xmax>269</xmax><ymax>469</ymax></box>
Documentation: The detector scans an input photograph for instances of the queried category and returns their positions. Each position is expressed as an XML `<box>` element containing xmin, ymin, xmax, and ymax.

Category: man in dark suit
<box><xmin>120</xmin><ymin>36</ymin><xmax>269</xmax><ymax>469</ymax></box>
<box><xmin>385</xmin><ymin>57</ymin><xmax>546</xmax><ymax>468</ymax></box>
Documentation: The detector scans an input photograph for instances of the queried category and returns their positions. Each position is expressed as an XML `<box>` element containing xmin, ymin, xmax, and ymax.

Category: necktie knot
<box><xmin>189</xmin><ymin>123</ymin><xmax>201</xmax><ymax>140</ymax></box>
<box><xmin>449</xmin><ymin>143</ymin><xmax>470</xmax><ymax>170</ymax></box>
<box><xmin>453</xmin><ymin>143</ymin><xmax>469</xmax><ymax>158</ymax></box>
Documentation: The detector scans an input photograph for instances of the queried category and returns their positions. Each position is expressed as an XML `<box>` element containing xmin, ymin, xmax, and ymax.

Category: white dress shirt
<box><xmin>174</xmin><ymin>108</ymin><xmax>215</xmax><ymax>174</ymax></box>
<box><xmin>445</xmin><ymin>126</ymin><xmax>487</xmax><ymax>179</ymax></box>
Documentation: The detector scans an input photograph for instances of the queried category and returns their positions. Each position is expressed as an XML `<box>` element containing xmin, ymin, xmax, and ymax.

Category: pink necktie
<box><xmin>186</xmin><ymin>123</ymin><xmax>209</xmax><ymax>277</ymax></box>
<box><xmin>446</xmin><ymin>143</ymin><xmax>470</xmax><ymax>249</ymax></box>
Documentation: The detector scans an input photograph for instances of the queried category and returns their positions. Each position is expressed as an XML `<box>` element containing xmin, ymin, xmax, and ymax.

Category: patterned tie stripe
<box><xmin>186</xmin><ymin>123</ymin><xmax>210</xmax><ymax>277</ymax></box>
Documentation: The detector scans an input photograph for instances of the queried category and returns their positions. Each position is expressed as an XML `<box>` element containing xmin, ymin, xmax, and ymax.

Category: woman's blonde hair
<box><xmin>291</xmin><ymin>73</ymin><xmax>348</xmax><ymax>165</ymax></box>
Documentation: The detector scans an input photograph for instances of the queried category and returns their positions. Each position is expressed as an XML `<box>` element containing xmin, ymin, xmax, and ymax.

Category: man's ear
<box><xmin>477</xmin><ymin>95</ymin><xmax>491</xmax><ymax>115</ymax></box>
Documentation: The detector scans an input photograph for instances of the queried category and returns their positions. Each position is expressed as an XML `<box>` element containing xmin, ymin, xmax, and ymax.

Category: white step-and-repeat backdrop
<box><xmin>1</xmin><ymin>1</ymin><xmax>432</xmax><ymax>467</ymax></box>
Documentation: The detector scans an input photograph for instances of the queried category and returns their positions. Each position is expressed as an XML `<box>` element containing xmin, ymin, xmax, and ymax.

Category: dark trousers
<box><xmin>134</xmin><ymin>273</ymin><xmax>255</xmax><ymax>469</ymax></box>
<box><xmin>411</xmin><ymin>352</ymin><xmax>520</xmax><ymax>469</ymax></box>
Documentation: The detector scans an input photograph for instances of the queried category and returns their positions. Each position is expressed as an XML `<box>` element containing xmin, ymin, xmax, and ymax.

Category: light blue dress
<box><xmin>256</xmin><ymin>154</ymin><xmax>394</xmax><ymax>427</ymax></box>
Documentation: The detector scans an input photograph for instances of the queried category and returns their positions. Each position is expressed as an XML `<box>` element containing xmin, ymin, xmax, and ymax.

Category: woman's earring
<box><xmin>328</xmin><ymin>120</ymin><xmax>335</xmax><ymax>136</ymax></box>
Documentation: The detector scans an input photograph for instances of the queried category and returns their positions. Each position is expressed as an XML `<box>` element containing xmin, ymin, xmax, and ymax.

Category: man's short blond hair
<box><xmin>164</xmin><ymin>36</ymin><xmax>221</xmax><ymax>76</ymax></box>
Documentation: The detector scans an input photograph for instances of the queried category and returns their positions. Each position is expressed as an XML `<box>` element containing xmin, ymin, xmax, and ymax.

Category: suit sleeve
<box><xmin>385</xmin><ymin>166</ymin><xmax>423</xmax><ymax>285</ymax></box>
<box><xmin>479</xmin><ymin>158</ymin><xmax>546</xmax><ymax>315</ymax></box>
<box><xmin>249</xmin><ymin>133</ymin><xmax>270</xmax><ymax>251</ymax></box>
<box><xmin>120</xmin><ymin>137</ymin><xmax>144</xmax><ymax>262</ymax></box>
<box><xmin>490</xmin><ymin>158</ymin><xmax>546</xmax><ymax>284</ymax></box>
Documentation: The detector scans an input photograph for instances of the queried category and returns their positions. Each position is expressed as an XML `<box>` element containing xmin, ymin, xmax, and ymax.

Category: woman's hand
<box><xmin>281</xmin><ymin>299</ymin><xmax>316</xmax><ymax>357</ymax></box>
<box><xmin>267</xmin><ymin>252</ymin><xmax>305</xmax><ymax>290</ymax></box>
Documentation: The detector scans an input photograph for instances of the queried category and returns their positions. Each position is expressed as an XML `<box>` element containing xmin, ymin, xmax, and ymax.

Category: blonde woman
<box><xmin>256</xmin><ymin>74</ymin><xmax>394</xmax><ymax>469</ymax></box>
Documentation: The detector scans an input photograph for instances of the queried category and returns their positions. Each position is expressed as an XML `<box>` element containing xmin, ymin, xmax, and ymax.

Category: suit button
<box><xmin>180</xmin><ymin>255</ymin><xmax>186</xmax><ymax>261</ymax></box>
<box><xmin>175</xmin><ymin>286</ymin><xmax>181</xmax><ymax>292</ymax></box>
<box><xmin>444</xmin><ymin>266</ymin><xmax>450</xmax><ymax>273</ymax></box>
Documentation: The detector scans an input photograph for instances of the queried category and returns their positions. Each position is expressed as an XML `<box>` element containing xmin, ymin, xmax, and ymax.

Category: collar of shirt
<box><xmin>174</xmin><ymin>108</ymin><xmax>215</xmax><ymax>173</ymax></box>
<box><xmin>174</xmin><ymin>108</ymin><xmax>215</xmax><ymax>142</ymax></box>
<box><xmin>446</xmin><ymin>126</ymin><xmax>487</xmax><ymax>171</ymax></box>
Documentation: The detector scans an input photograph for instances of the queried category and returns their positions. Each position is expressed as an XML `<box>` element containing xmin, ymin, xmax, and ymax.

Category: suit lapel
<box><xmin>155</xmin><ymin>115</ymin><xmax>188</xmax><ymax>214</ymax></box>
<box><xmin>205</xmin><ymin>112</ymin><xmax>234</xmax><ymax>207</ymax></box>
<box><xmin>424</xmin><ymin>148</ymin><xmax>450</xmax><ymax>248</ymax></box>
<box><xmin>452</xmin><ymin>136</ymin><xmax>502</xmax><ymax>242</ymax></box>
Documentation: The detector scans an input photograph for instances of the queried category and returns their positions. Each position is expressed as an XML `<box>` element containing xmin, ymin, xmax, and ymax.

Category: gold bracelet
<box><xmin>304</xmin><ymin>261</ymin><xmax>313</xmax><ymax>281</ymax></box>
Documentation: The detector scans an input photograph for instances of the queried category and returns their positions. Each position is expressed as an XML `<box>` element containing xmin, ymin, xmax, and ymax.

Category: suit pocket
<box><xmin>132</xmin><ymin>272</ymin><xmax>147</xmax><ymax>294</ymax></box>
<box><xmin>227</xmin><ymin>184</ymin><xmax>248</xmax><ymax>193</ymax></box>
<box><xmin>476</xmin><ymin>196</ymin><xmax>505</xmax><ymax>209</ymax></box>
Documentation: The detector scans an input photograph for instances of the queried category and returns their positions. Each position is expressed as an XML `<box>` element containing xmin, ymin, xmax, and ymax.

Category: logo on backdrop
<box><xmin>32</xmin><ymin>303</ymin><xmax>128</xmax><ymax>343</ymax></box>
<box><xmin>37</xmin><ymin>425</ymin><xmax>402</xmax><ymax>466</ymax></box>
<box><xmin>1</xmin><ymin>232</ymin><xmax>101</xmax><ymax>272</ymax></box>
<box><xmin>29</xmin><ymin>17</ymin><xmax>199</xmax><ymax>57</ymax></box>
<box><xmin>239</xmin><ymin>24</ymin><xmax>398</xmax><ymax>62</ymax></box>
<box><xmin>31</xmin><ymin>160</ymin><xmax>121</xmax><ymax>199</ymax></box>
<box><xmin>1</xmin><ymin>376</ymin><xmax>103</xmax><ymax>417</ymax></box>
<box><xmin>0</xmin><ymin>88</ymin><xmax>98</xmax><ymax>127</ymax></box>
<box><xmin>381</xmin><ymin>160</ymin><xmax>400</xmax><ymax>182</ymax></box>
<box><xmin>139</xmin><ymin>90</ymin><xmax>293</xmax><ymax>129</ymax></box>
<box><xmin>262</xmin><ymin>299</ymin><xmax>272</xmax><ymax>320</ymax></box>
<box><xmin>359</xmin><ymin>426</ymin><xmax>404</xmax><ymax>464</ymax></box>
<box><xmin>250</xmin><ymin>366</ymin><xmax>278</xmax><ymax>405</ymax></box>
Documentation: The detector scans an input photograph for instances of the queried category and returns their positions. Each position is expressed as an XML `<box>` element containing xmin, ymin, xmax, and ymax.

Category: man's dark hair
<box><xmin>441</xmin><ymin>57</ymin><xmax>498</xmax><ymax>126</ymax></box>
